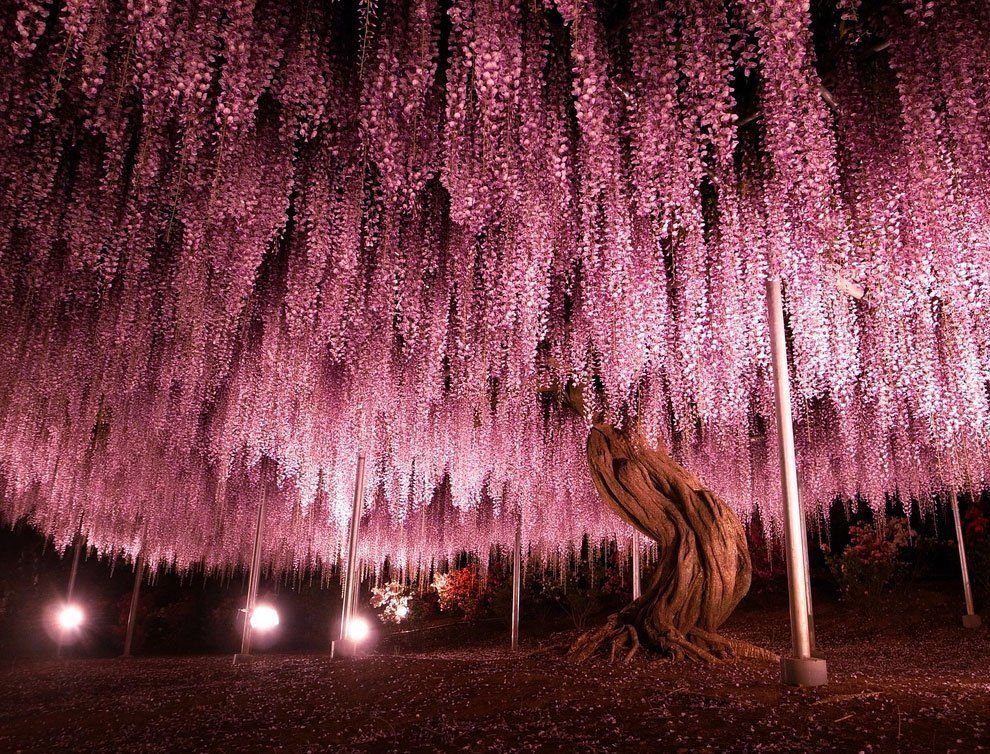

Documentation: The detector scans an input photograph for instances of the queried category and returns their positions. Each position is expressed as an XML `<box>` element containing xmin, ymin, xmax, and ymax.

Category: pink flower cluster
<box><xmin>0</xmin><ymin>0</ymin><xmax>988</xmax><ymax>573</ymax></box>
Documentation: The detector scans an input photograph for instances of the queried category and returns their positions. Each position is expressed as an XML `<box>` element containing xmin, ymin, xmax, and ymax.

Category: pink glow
<box><xmin>0</xmin><ymin>1</ymin><xmax>987</xmax><ymax>571</ymax></box>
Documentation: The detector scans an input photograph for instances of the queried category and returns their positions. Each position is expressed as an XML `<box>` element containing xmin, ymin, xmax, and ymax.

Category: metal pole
<box><xmin>799</xmin><ymin>501</ymin><xmax>817</xmax><ymax>654</ymax></box>
<box><xmin>335</xmin><ymin>452</ymin><xmax>367</xmax><ymax>655</ymax></box>
<box><xmin>950</xmin><ymin>489</ymin><xmax>981</xmax><ymax>628</ymax></box>
<box><xmin>238</xmin><ymin>481</ymin><xmax>268</xmax><ymax>658</ymax></box>
<box><xmin>511</xmin><ymin>515</ymin><xmax>522</xmax><ymax>651</ymax></box>
<box><xmin>766</xmin><ymin>277</ymin><xmax>827</xmax><ymax>686</ymax></box>
<box><xmin>57</xmin><ymin>529</ymin><xmax>84</xmax><ymax>658</ymax></box>
<box><xmin>66</xmin><ymin>532</ymin><xmax>83</xmax><ymax>601</ymax></box>
<box><xmin>123</xmin><ymin>553</ymin><xmax>144</xmax><ymax>657</ymax></box>
<box><xmin>631</xmin><ymin>529</ymin><xmax>642</xmax><ymax>600</ymax></box>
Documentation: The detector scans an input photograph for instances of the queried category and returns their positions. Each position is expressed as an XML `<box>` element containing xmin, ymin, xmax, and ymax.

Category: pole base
<box><xmin>330</xmin><ymin>640</ymin><xmax>365</xmax><ymax>659</ymax></box>
<box><xmin>962</xmin><ymin>613</ymin><xmax>982</xmax><ymax>629</ymax></box>
<box><xmin>232</xmin><ymin>653</ymin><xmax>257</xmax><ymax>665</ymax></box>
<box><xmin>780</xmin><ymin>656</ymin><xmax>827</xmax><ymax>687</ymax></box>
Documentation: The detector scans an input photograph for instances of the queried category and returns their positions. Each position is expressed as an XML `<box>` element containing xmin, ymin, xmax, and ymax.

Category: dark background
<box><xmin>1</xmin><ymin>491</ymin><xmax>986</xmax><ymax>661</ymax></box>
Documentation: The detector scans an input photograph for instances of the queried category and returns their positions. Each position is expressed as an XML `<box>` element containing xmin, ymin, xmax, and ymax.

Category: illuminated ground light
<box><xmin>395</xmin><ymin>603</ymin><xmax>409</xmax><ymax>620</ymax></box>
<box><xmin>249</xmin><ymin>605</ymin><xmax>280</xmax><ymax>631</ymax></box>
<box><xmin>56</xmin><ymin>604</ymin><xmax>85</xmax><ymax>631</ymax></box>
<box><xmin>345</xmin><ymin>616</ymin><xmax>371</xmax><ymax>643</ymax></box>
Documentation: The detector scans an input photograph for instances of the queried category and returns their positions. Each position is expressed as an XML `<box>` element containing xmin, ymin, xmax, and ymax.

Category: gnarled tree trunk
<box><xmin>570</xmin><ymin>423</ymin><xmax>776</xmax><ymax>664</ymax></box>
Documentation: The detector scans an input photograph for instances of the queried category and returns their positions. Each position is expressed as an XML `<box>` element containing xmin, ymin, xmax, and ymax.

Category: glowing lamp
<box><xmin>345</xmin><ymin>616</ymin><xmax>371</xmax><ymax>642</ymax></box>
<box><xmin>395</xmin><ymin>604</ymin><xmax>409</xmax><ymax>620</ymax></box>
<box><xmin>249</xmin><ymin>604</ymin><xmax>280</xmax><ymax>631</ymax></box>
<box><xmin>57</xmin><ymin>604</ymin><xmax>84</xmax><ymax>631</ymax></box>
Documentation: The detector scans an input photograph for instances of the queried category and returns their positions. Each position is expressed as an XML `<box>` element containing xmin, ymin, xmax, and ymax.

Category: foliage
<box><xmin>370</xmin><ymin>581</ymin><xmax>412</xmax><ymax>624</ymax></box>
<box><xmin>963</xmin><ymin>496</ymin><xmax>990</xmax><ymax>596</ymax></box>
<box><xmin>431</xmin><ymin>567</ymin><xmax>499</xmax><ymax>621</ymax></box>
<box><xmin>0</xmin><ymin>1</ymin><xmax>988</xmax><ymax>569</ymax></box>
<box><xmin>555</xmin><ymin>541</ymin><xmax>630</xmax><ymax>630</ymax></box>
<box><xmin>824</xmin><ymin>518</ymin><xmax>913</xmax><ymax>600</ymax></box>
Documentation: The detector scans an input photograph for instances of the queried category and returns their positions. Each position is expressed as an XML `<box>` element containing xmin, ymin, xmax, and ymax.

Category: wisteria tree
<box><xmin>547</xmin><ymin>382</ymin><xmax>769</xmax><ymax>662</ymax></box>
<box><xmin>0</xmin><ymin>0</ymin><xmax>988</xmax><ymax>648</ymax></box>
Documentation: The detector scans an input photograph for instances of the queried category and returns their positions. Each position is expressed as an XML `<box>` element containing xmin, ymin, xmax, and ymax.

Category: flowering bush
<box><xmin>431</xmin><ymin>568</ymin><xmax>497</xmax><ymax>621</ymax></box>
<box><xmin>963</xmin><ymin>498</ymin><xmax>990</xmax><ymax>596</ymax></box>
<box><xmin>826</xmin><ymin>518</ymin><xmax>913</xmax><ymax>600</ymax></box>
<box><xmin>370</xmin><ymin>582</ymin><xmax>412</xmax><ymax>624</ymax></box>
<box><xmin>964</xmin><ymin>501</ymin><xmax>989</xmax><ymax>543</ymax></box>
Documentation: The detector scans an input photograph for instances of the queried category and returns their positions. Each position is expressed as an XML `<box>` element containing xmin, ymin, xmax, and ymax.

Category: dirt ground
<box><xmin>1</xmin><ymin>592</ymin><xmax>988</xmax><ymax>753</ymax></box>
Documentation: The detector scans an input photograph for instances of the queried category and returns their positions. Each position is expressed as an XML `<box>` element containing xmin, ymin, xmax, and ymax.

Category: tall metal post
<box><xmin>631</xmin><ymin>529</ymin><xmax>642</xmax><ymax>600</ymax></box>
<box><xmin>511</xmin><ymin>514</ymin><xmax>522</xmax><ymax>651</ymax></box>
<box><xmin>799</xmin><ymin>499</ymin><xmax>818</xmax><ymax>654</ymax></box>
<box><xmin>334</xmin><ymin>452</ymin><xmax>367</xmax><ymax>657</ymax></box>
<box><xmin>123</xmin><ymin>552</ymin><xmax>144</xmax><ymax>657</ymax></box>
<box><xmin>766</xmin><ymin>277</ymin><xmax>827</xmax><ymax>686</ymax></box>
<box><xmin>950</xmin><ymin>489</ymin><xmax>981</xmax><ymax>628</ymax></box>
<box><xmin>66</xmin><ymin>532</ymin><xmax>83</xmax><ymax>602</ymax></box>
<box><xmin>237</xmin><ymin>478</ymin><xmax>268</xmax><ymax>660</ymax></box>
<box><xmin>57</xmin><ymin>528</ymin><xmax>85</xmax><ymax>658</ymax></box>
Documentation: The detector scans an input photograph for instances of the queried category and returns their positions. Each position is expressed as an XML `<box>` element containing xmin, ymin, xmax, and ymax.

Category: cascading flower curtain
<box><xmin>0</xmin><ymin>0</ymin><xmax>988</xmax><ymax>571</ymax></box>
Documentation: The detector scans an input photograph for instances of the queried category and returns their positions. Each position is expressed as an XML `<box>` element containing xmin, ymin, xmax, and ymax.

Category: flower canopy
<box><xmin>0</xmin><ymin>0</ymin><xmax>988</xmax><ymax>570</ymax></box>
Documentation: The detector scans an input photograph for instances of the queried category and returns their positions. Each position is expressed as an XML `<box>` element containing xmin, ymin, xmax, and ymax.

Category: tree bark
<box><xmin>570</xmin><ymin>423</ymin><xmax>776</xmax><ymax>664</ymax></box>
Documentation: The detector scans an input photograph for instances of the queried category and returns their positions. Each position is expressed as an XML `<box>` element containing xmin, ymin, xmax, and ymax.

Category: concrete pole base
<box><xmin>780</xmin><ymin>656</ymin><xmax>828</xmax><ymax>687</ymax></box>
<box><xmin>962</xmin><ymin>613</ymin><xmax>982</xmax><ymax>629</ymax></box>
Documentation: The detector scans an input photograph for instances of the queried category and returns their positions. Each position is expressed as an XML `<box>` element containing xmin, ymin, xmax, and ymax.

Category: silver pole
<box><xmin>57</xmin><ymin>529</ymin><xmax>84</xmax><ymax>658</ymax></box>
<box><xmin>950</xmin><ymin>489</ymin><xmax>981</xmax><ymax>628</ymax></box>
<box><xmin>123</xmin><ymin>553</ymin><xmax>144</xmax><ymax>657</ymax></box>
<box><xmin>511</xmin><ymin>515</ymin><xmax>522</xmax><ymax>651</ymax></box>
<box><xmin>631</xmin><ymin>529</ymin><xmax>642</xmax><ymax>600</ymax></box>
<box><xmin>337</xmin><ymin>452</ymin><xmax>367</xmax><ymax>653</ymax></box>
<box><xmin>238</xmin><ymin>480</ymin><xmax>268</xmax><ymax>658</ymax></box>
<box><xmin>766</xmin><ymin>277</ymin><xmax>826</xmax><ymax>686</ymax></box>
<box><xmin>67</xmin><ymin>539</ymin><xmax>82</xmax><ymax>599</ymax></box>
<box><xmin>799</xmin><ymin>500</ymin><xmax>817</xmax><ymax>654</ymax></box>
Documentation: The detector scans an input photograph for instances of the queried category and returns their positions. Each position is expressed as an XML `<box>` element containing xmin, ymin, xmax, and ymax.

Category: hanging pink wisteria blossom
<box><xmin>0</xmin><ymin>0</ymin><xmax>987</xmax><ymax>581</ymax></box>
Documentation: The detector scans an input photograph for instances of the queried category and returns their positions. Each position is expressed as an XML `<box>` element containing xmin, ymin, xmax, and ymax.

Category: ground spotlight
<box><xmin>345</xmin><ymin>615</ymin><xmax>371</xmax><ymax>643</ymax></box>
<box><xmin>56</xmin><ymin>603</ymin><xmax>85</xmax><ymax>631</ymax></box>
<box><xmin>249</xmin><ymin>604</ymin><xmax>280</xmax><ymax>631</ymax></box>
<box><xmin>395</xmin><ymin>603</ymin><xmax>409</xmax><ymax>620</ymax></box>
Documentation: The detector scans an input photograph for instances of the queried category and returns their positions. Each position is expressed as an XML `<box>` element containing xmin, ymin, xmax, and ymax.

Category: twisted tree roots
<box><xmin>570</xmin><ymin>613</ymin><xmax>778</xmax><ymax>664</ymax></box>
<box><xmin>568</xmin><ymin>423</ymin><xmax>777</xmax><ymax>665</ymax></box>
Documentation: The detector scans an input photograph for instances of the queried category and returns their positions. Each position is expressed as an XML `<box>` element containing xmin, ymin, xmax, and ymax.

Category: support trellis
<box><xmin>333</xmin><ymin>452</ymin><xmax>368</xmax><ymax>658</ymax></box>
<box><xmin>235</xmin><ymin>477</ymin><xmax>268</xmax><ymax>662</ymax></box>
<box><xmin>767</xmin><ymin>277</ymin><xmax>826</xmax><ymax>687</ymax></box>
<box><xmin>950</xmin><ymin>488</ymin><xmax>981</xmax><ymax>629</ymax></box>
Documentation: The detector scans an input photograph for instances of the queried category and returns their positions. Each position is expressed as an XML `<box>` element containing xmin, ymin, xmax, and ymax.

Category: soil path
<box><xmin>1</xmin><ymin>600</ymin><xmax>987</xmax><ymax>752</ymax></box>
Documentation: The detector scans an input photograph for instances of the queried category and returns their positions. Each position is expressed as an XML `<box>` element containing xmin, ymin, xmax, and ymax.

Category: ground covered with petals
<box><xmin>1</xmin><ymin>599</ymin><xmax>988</xmax><ymax>753</ymax></box>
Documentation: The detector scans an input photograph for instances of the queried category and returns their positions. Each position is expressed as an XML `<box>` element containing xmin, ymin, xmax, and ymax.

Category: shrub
<box><xmin>825</xmin><ymin>518</ymin><xmax>912</xmax><ymax>600</ymax></box>
<box><xmin>432</xmin><ymin>567</ymin><xmax>498</xmax><ymax>620</ymax></box>
<box><xmin>963</xmin><ymin>497</ymin><xmax>990</xmax><ymax>596</ymax></box>
<box><xmin>370</xmin><ymin>581</ymin><xmax>413</xmax><ymax>624</ymax></box>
